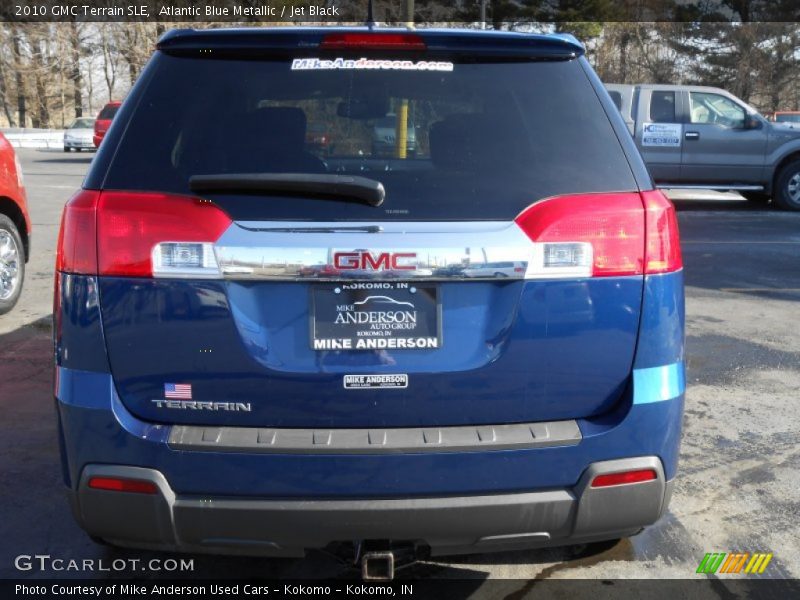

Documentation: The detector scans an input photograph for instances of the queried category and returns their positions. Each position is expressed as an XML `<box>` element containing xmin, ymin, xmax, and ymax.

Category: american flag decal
<box><xmin>164</xmin><ymin>383</ymin><xmax>192</xmax><ymax>399</ymax></box>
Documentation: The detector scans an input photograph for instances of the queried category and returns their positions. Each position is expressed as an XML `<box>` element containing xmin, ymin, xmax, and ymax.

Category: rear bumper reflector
<box><xmin>591</xmin><ymin>469</ymin><xmax>657</xmax><ymax>488</ymax></box>
<box><xmin>87</xmin><ymin>476</ymin><xmax>158</xmax><ymax>495</ymax></box>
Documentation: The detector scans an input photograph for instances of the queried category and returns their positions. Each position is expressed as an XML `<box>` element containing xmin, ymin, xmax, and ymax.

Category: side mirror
<box><xmin>744</xmin><ymin>116</ymin><xmax>762</xmax><ymax>130</ymax></box>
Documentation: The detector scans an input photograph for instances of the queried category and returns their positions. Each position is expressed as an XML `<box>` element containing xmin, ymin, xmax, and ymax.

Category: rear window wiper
<box><xmin>189</xmin><ymin>173</ymin><xmax>385</xmax><ymax>207</ymax></box>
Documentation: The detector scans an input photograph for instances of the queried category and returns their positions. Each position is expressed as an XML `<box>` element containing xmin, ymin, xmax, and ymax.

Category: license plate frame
<box><xmin>310</xmin><ymin>282</ymin><xmax>441</xmax><ymax>351</ymax></box>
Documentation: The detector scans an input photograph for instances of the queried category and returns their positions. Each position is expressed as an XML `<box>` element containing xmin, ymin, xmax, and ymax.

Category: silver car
<box><xmin>63</xmin><ymin>118</ymin><xmax>96</xmax><ymax>152</ymax></box>
<box><xmin>462</xmin><ymin>261</ymin><xmax>526</xmax><ymax>278</ymax></box>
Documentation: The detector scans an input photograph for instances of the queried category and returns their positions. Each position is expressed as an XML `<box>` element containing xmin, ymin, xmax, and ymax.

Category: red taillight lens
<box><xmin>56</xmin><ymin>190</ymin><xmax>231</xmax><ymax>277</ymax></box>
<box><xmin>88</xmin><ymin>476</ymin><xmax>158</xmax><ymax>495</ymax></box>
<box><xmin>56</xmin><ymin>190</ymin><xmax>99</xmax><ymax>274</ymax></box>
<box><xmin>591</xmin><ymin>469</ymin><xmax>658</xmax><ymax>488</ymax></box>
<box><xmin>642</xmin><ymin>190</ymin><xmax>682</xmax><ymax>274</ymax></box>
<box><xmin>515</xmin><ymin>193</ymin><xmax>646</xmax><ymax>277</ymax></box>
<box><xmin>514</xmin><ymin>191</ymin><xmax>682</xmax><ymax>278</ymax></box>
<box><xmin>97</xmin><ymin>192</ymin><xmax>231</xmax><ymax>277</ymax></box>
<box><xmin>321</xmin><ymin>33</ymin><xmax>426</xmax><ymax>50</ymax></box>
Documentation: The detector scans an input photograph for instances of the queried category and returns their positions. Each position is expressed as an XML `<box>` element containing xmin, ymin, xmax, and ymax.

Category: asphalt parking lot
<box><xmin>1</xmin><ymin>148</ymin><xmax>798</xmax><ymax>584</ymax></box>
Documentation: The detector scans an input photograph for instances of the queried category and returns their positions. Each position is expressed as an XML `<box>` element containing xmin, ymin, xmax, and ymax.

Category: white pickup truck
<box><xmin>606</xmin><ymin>84</ymin><xmax>800</xmax><ymax>210</ymax></box>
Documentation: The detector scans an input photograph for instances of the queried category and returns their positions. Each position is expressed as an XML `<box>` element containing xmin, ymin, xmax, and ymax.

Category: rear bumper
<box><xmin>57</xmin><ymin>364</ymin><xmax>683</xmax><ymax>556</ymax></box>
<box><xmin>64</xmin><ymin>140</ymin><xmax>94</xmax><ymax>149</ymax></box>
<box><xmin>71</xmin><ymin>458</ymin><xmax>672</xmax><ymax>557</ymax></box>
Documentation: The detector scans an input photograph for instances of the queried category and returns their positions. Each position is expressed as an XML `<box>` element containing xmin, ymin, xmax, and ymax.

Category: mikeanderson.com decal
<box><xmin>344</xmin><ymin>374</ymin><xmax>409</xmax><ymax>390</ymax></box>
<box><xmin>291</xmin><ymin>57</ymin><xmax>454</xmax><ymax>72</ymax></box>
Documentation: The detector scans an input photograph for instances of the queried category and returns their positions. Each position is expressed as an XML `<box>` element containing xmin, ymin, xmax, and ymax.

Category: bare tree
<box><xmin>69</xmin><ymin>21</ymin><xmax>84</xmax><ymax>118</ymax></box>
<box><xmin>99</xmin><ymin>26</ymin><xmax>119</xmax><ymax>101</ymax></box>
<box><xmin>10</xmin><ymin>25</ymin><xmax>26</xmax><ymax>127</ymax></box>
<box><xmin>0</xmin><ymin>27</ymin><xmax>17</xmax><ymax>126</ymax></box>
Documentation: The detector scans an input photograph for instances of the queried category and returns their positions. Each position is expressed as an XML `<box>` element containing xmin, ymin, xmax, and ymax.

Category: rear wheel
<box><xmin>63</xmin><ymin>146</ymin><xmax>70</xmax><ymax>152</ymax></box>
<box><xmin>0</xmin><ymin>215</ymin><xmax>25</xmax><ymax>315</ymax></box>
<box><xmin>773</xmin><ymin>159</ymin><xmax>800</xmax><ymax>211</ymax></box>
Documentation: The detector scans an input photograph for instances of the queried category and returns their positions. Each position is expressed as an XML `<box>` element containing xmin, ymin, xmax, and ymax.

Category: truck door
<box><xmin>635</xmin><ymin>89</ymin><xmax>683</xmax><ymax>182</ymax></box>
<box><xmin>681</xmin><ymin>91</ymin><xmax>768</xmax><ymax>184</ymax></box>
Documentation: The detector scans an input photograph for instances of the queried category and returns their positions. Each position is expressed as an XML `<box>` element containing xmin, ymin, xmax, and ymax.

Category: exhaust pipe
<box><xmin>361</xmin><ymin>551</ymin><xmax>395</xmax><ymax>581</ymax></box>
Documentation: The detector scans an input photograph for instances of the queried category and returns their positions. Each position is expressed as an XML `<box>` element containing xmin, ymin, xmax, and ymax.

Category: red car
<box><xmin>0</xmin><ymin>132</ymin><xmax>30</xmax><ymax>314</ymax></box>
<box><xmin>93</xmin><ymin>101</ymin><xmax>121</xmax><ymax>148</ymax></box>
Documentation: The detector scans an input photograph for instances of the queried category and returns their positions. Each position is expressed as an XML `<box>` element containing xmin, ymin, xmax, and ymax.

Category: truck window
<box><xmin>690</xmin><ymin>92</ymin><xmax>745</xmax><ymax>129</ymax></box>
<box><xmin>649</xmin><ymin>91</ymin><xmax>676</xmax><ymax>123</ymax></box>
<box><xmin>608</xmin><ymin>91</ymin><xmax>623</xmax><ymax>112</ymax></box>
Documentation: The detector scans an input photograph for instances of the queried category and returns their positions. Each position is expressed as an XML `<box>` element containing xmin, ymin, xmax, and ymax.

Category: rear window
<box><xmin>98</xmin><ymin>104</ymin><xmax>119</xmax><ymax>120</ymax></box>
<box><xmin>607</xmin><ymin>90</ymin><xmax>623</xmax><ymax>112</ymax></box>
<box><xmin>103</xmin><ymin>53</ymin><xmax>636</xmax><ymax>221</ymax></box>
<box><xmin>71</xmin><ymin>118</ymin><xmax>95</xmax><ymax>129</ymax></box>
<box><xmin>649</xmin><ymin>91</ymin><xmax>676</xmax><ymax>123</ymax></box>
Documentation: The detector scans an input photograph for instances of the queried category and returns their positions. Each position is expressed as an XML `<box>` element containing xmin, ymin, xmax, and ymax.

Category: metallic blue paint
<box><xmin>97</xmin><ymin>277</ymin><xmax>644</xmax><ymax>428</ymax></box>
<box><xmin>55</xmin><ymin>274</ymin><xmax>109</xmax><ymax>373</ymax></box>
<box><xmin>634</xmin><ymin>271</ymin><xmax>685</xmax><ymax>369</ymax></box>
<box><xmin>55</xmin><ymin>266</ymin><xmax>684</xmax><ymax>498</ymax></box>
<box><xmin>56</xmin><ymin>366</ymin><xmax>683</xmax><ymax>497</ymax></box>
<box><xmin>632</xmin><ymin>362</ymin><xmax>685</xmax><ymax>404</ymax></box>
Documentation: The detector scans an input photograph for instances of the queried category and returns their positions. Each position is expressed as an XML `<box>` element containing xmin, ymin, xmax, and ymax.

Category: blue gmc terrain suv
<box><xmin>54</xmin><ymin>27</ymin><xmax>685</xmax><ymax>570</ymax></box>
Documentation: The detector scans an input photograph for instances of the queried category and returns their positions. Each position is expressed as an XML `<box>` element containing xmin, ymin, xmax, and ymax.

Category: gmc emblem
<box><xmin>333</xmin><ymin>251</ymin><xmax>417</xmax><ymax>271</ymax></box>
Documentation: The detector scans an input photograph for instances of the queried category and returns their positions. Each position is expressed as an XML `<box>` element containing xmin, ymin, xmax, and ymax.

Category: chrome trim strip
<box><xmin>657</xmin><ymin>184</ymin><xmax>764</xmax><ymax>191</ymax></box>
<box><xmin>214</xmin><ymin>220</ymin><xmax>538</xmax><ymax>281</ymax></box>
<box><xmin>169</xmin><ymin>419</ymin><xmax>582</xmax><ymax>454</ymax></box>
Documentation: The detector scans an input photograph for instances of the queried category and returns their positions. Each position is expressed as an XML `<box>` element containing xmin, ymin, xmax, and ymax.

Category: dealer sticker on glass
<box><xmin>311</xmin><ymin>282</ymin><xmax>441</xmax><ymax>351</ymax></box>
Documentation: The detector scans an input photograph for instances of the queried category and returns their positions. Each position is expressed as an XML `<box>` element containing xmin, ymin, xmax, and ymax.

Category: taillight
<box><xmin>56</xmin><ymin>190</ymin><xmax>99</xmax><ymax>274</ymax></box>
<box><xmin>591</xmin><ymin>469</ymin><xmax>657</xmax><ymax>488</ymax></box>
<box><xmin>98</xmin><ymin>192</ymin><xmax>231</xmax><ymax>277</ymax></box>
<box><xmin>87</xmin><ymin>476</ymin><xmax>158</xmax><ymax>495</ymax></box>
<box><xmin>321</xmin><ymin>33</ymin><xmax>426</xmax><ymax>50</ymax></box>
<box><xmin>56</xmin><ymin>190</ymin><xmax>231</xmax><ymax>278</ymax></box>
<box><xmin>515</xmin><ymin>193</ymin><xmax>645</xmax><ymax>278</ymax></box>
<box><xmin>642</xmin><ymin>190</ymin><xmax>682</xmax><ymax>273</ymax></box>
<box><xmin>514</xmin><ymin>191</ymin><xmax>682</xmax><ymax>279</ymax></box>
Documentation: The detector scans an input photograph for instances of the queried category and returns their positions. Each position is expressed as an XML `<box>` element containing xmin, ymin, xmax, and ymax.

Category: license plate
<box><xmin>311</xmin><ymin>283</ymin><xmax>441</xmax><ymax>351</ymax></box>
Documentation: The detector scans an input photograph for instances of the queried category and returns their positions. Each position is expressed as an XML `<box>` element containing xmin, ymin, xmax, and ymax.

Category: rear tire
<box><xmin>63</xmin><ymin>146</ymin><xmax>70</xmax><ymax>152</ymax></box>
<box><xmin>0</xmin><ymin>215</ymin><xmax>25</xmax><ymax>315</ymax></box>
<box><xmin>773</xmin><ymin>159</ymin><xmax>800</xmax><ymax>211</ymax></box>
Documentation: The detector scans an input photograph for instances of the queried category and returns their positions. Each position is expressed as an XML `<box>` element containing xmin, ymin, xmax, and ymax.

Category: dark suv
<box><xmin>55</xmin><ymin>28</ymin><xmax>684</xmax><ymax>572</ymax></box>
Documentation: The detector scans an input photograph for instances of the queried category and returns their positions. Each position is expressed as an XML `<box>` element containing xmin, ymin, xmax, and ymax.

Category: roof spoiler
<box><xmin>157</xmin><ymin>27</ymin><xmax>584</xmax><ymax>59</ymax></box>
